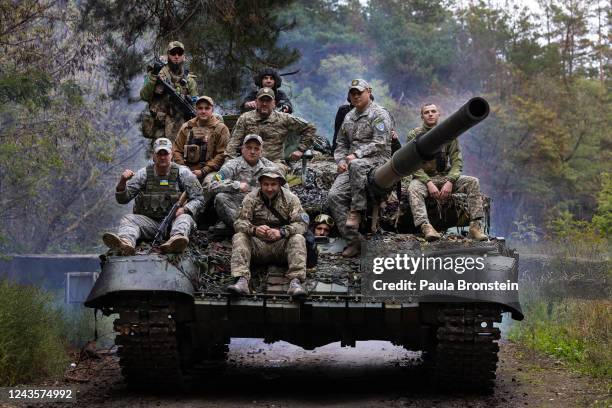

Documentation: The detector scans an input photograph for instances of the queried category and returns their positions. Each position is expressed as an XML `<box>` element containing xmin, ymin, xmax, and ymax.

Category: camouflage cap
<box><xmin>167</xmin><ymin>41</ymin><xmax>185</xmax><ymax>52</ymax></box>
<box><xmin>349</xmin><ymin>78</ymin><xmax>371</xmax><ymax>92</ymax></box>
<box><xmin>256</xmin><ymin>87</ymin><xmax>275</xmax><ymax>100</ymax></box>
<box><xmin>243</xmin><ymin>134</ymin><xmax>263</xmax><ymax>145</ymax></box>
<box><xmin>258</xmin><ymin>166</ymin><xmax>286</xmax><ymax>185</ymax></box>
<box><xmin>153</xmin><ymin>137</ymin><xmax>173</xmax><ymax>153</ymax></box>
<box><xmin>195</xmin><ymin>95</ymin><xmax>214</xmax><ymax>106</ymax></box>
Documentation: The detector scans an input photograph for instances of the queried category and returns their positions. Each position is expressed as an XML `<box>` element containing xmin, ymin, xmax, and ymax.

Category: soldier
<box><xmin>140</xmin><ymin>41</ymin><xmax>198</xmax><ymax>141</ymax></box>
<box><xmin>241</xmin><ymin>67</ymin><xmax>293</xmax><ymax>113</ymax></box>
<box><xmin>226</xmin><ymin>87</ymin><xmax>316</xmax><ymax>168</ymax></box>
<box><xmin>208</xmin><ymin>134</ymin><xmax>276</xmax><ymax>232</ymax></box>
<box><xmin>328</xmin><ymin>79</ymin><xmax>392</xmax><ymax>257</ymax></box>
<box><xmin>102</xmin><ymin>138</ymin><xmax>204</xmax><ymax>255</ymax></box>
<box><xmin>406</xmin><ymin>103</ymin><xmax>487</xmax><ymax>241</ymax></box>
<box><xmin>227</xmin><ymin>167</ymin><xmax>308</xmax><ymax>298</ymax></box>
<box><xmin>312</xmin><ymin>214</ymin><xmax>334</xmax><ymax>237</ymax></box>
<box><xmin>173</xmin><ymin>95</ymin><xmax>229</xmax><ymax>187</ymax></box>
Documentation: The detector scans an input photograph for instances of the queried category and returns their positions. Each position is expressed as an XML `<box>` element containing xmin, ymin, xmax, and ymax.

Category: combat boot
<box><xmin>345</xmin><ymin>211</ymin><xmax>362</xmax><ymax>229</ymax></box>
<box><xmin>342</xmin><ymin>238</ymin><xmax>361</xmax><ymax>257</ymax></box>
<box><xmin>468</xmin><ymin>220</ymin><xmax>488</xmax><ymax>241</ymax></box>
<box><xmin>227</xmin><ymin>277</ymin><xmax>250</xmax><ymax>296</ymax></box>
<box><xmin>421</xmin><ymin>223</ymin><xmax>441</xmax><ymax>242</ymax></box>
<box><xmin>102</xmin><ymin>232</ymin><xmax>135</xmax><ymax>256</ymax></box>
<box><xmin>287</xmin><ymin>278</ymin><xmax>306</xmax><ymax>298</ymax></box>
<box><xmin>159</xmin><ymin>234</ymin><xmax>189</xmax><ymax>254</ymax></box>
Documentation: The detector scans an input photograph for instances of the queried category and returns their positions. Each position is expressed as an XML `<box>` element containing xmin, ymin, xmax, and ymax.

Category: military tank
<box><xmin>85</xmin><ymin>97</ymin><xmax>522</xmax><ymax>393</ymax></box>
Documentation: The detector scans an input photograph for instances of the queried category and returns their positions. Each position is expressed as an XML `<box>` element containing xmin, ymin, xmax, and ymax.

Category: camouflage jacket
<box><xmin>209</xmin><ymin>156</ymin><xmax>276</xmax><ymax>194</ymax></box>
<box><xmin>116</xmin><ymin>163</ymin><xmax>204</xmax><ymax>216</ymax></box>
<box><xmin>234</xmin><ymin>188</ymin><xmax>308</xmax><ymax>237</ymax></box>
<box><xmin>227</xmin><ymin>110</ymin><xmax>316</xmax><ymax>162</ymax></box>
<box><xmin>139</xmin><ymin>64</ymin><xmax>198</xmax><ymax>116</ymax></box>
<box><xmin>405</xmin><ymin>124</ymin><xmax>462</xmax><ymax>184</ymax></box>
<box><xmin>334</xmin><ymin>102</ymin><xmax>392</xmax><ymax>165</ymax></box>
<box><xmin>173</xmin><ymin>116</ymin><xmax>230</xmax><ymax>174</ymax></box>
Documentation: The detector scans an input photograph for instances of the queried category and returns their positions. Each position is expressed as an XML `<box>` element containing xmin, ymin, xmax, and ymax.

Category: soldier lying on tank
<box><xmin>226</xmin><ymin>87</ymin><xmax>316</xmax><ymax>171</ymax></box>
<box><xmin>172</xmin><ymin>95</ymin><xmax>229</xmax><ymax>189</ymax></box>
<box><xmin>312</xmin><ymin>213</ymin><xmax>335</xmax><ymax>237</ymax></box>
<box><xmin>140</xmin><ymin>41</ymin><xmax>198</xmax><ymax>142</ymax></box>
<box><xmin>328</xmin><ymin>79</ymin><xmax>392</xmax><ymax>258</ymax></box>
<box><xmin>102</xmin><ymin>138</ymin><xmax>204</xmax><ymax>255</ymax></box>
<box><xmin>241</xmin><ymin>67</ymin><xmax>293</xmax><ymax>113</ymax></box>
<box><xmin>227</xmin><ymin>167</ymin><xmax>308</xmax><ymax>298</ymax></box>
<box><xmin>406</xmin><ymin>103</ymin><xmax>487</xmax><ymax>242</ymax></box>
<box><xmin>208</xmin><ymin>134</ymin><xmax>276</xmax><ymax>234</ymax></box>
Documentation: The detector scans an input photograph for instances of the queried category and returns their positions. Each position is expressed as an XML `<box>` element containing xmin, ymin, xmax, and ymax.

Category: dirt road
<box><xmin>12</xmin><ymin>339</ymin><xmax>606</xmax><ymax>408</ymax></box>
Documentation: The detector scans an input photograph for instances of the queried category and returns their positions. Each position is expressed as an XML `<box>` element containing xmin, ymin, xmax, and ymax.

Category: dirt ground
<box><xmin>4</xmin><ymin>339</ymin><xmax>609</xmax><ymax>408</ymax></box>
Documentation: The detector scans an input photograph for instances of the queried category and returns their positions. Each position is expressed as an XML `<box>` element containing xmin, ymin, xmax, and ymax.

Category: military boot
<box><xmin>287</xmin><ymin>278</ymin><xmax>306</xmax><ymax>298</ymax></box>
<box><xmin>159</xmin><ymin>234</ymin><xmax>189</xmax><ymax>254</ymax></box>
<box><xmin>342</xmin><ymin>238</ymin><xmax>361</xmax><ymax>257</ymax></box>
<box><xmin>227</xmin><ymin>277</ymin><xmax>250</xmax><ymax>296</ymax></box>
<box><xmin>421</xmin><ymin>223</ymin><xmax>441</xmax><ymax>242</ymax></box>
<box><xmin>468</xmin><ymin>220</ymin><xmax>488</xmax><ymax>241</ymax></box>
<box><xmin>102</xmin><ymin>232</ymin><xmax>135</xmax><ymax>256</ymax></box>
<box><xmin>345</xmin><ymin>211</ymin><xmax>362</xmax><ymax>229</ymax></box>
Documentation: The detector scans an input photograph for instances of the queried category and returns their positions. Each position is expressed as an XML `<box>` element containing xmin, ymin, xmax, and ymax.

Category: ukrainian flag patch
<box><xmin>160</xmin><ymin>180</ymin><xmax>169</xmax><ymax>186</ymax></box>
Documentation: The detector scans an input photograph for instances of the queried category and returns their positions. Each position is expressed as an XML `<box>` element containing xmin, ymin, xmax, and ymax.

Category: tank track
<box><xmin>431</xmin><ymin>304</ymin><xmax>502</xmax><ymax>393</ymax></box>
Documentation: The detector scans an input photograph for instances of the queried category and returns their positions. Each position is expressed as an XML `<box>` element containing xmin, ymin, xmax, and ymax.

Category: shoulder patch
<box><xmin>301</xmin><ymin>213</ymin><xmax>310</xmax><ymax>223</ymax></box>
<box><xmin>373</xmin><ymin>117</ymin><xmax>386</xmax><ymax>132</ymax></box>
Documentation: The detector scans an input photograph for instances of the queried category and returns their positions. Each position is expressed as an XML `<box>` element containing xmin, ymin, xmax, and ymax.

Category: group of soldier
<box><xmin>102</xmin><ymin>41</ymin><xmax>488</xmax><ymax>297</ymax></box>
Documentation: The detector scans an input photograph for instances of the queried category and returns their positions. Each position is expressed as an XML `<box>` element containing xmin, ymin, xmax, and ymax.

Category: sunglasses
<box><xmin>168</xmin><ymin>49</ymin><xmax>184</xmax><ymax>56</ymax></box>
<box><xmin>314</xmin><ymin>214</ymin><xmax>335</xmax><ymax>227</ymax></box>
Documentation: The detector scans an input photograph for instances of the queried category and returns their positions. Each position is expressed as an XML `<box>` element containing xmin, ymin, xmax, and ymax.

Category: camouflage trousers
<box><xmin>231</xmin><ymin>232</ymin><xmax>306</xmax><ymax>281</ymax></box>
<box><xmin>328</xmin><ymin>158</ymin><xmax>377</xmax><ymax>240</ymax></box>
<box><xmin>214</xmin><ymin>192</ymin><xmax>246</xmax><ymax>226</ymax></box>
<box><xmin>146</xmin><ymin>112</ymin><xmax>184</xmax><ymax>143</ymax></box>
<box><xmin>117</xmin><ymin>213</ymin><xmax>195</xmax><ymax>246</ymax></box>
<box><xmin>408</xmin><ymin>175</ymin><xmax>484</xmax><ymax>227</ymax></box>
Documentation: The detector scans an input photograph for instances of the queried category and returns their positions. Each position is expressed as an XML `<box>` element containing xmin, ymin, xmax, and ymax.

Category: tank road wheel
<box><xmin>430</xmin><ymin>304</ymin><xmax>502</xmax><ymax>394</ymax></box>
<box><xmin>113</xmin><ymin>294</ymin><xmax>195</xmax><ymax>391</ymax></box>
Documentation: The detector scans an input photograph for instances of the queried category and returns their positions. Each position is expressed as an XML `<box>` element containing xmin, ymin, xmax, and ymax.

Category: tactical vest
<box><xmin>150</xmin><ymin>66</ymin><xmax>192</xmax><ymax>116</ymax></box>
<box><xmin>184</xmin><ymin>125</ymin><xmax>209</xmax><ymax>165</ymax></box>
<box><xmin>416</xmin><ymin>126</ymin><xmax>449</xmax><ymax>175</ymax></box>
<box><xmin>133</xmin><ymin>164</ymin><xmax>181</xmax><ymax>220</ymax></box>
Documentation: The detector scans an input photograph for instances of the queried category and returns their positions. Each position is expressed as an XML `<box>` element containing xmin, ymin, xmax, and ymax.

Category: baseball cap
<box><xmin>195</xmin><ymin>95</ymin><xmax>214</xmax><ymax>106</ymax></box>
<box><xmin>349</xmin><ymin>78</ymin><xmax>370</xmax><ymax>92</ymax></box>
<box><xmin>258</xmin><ymin>166</ymin><xmax>286</xmax><ymax>185</ymax></box>
<box><xmin>256</xmin><ymin>87</ymin><xmax>275</xmax><ymax>100</ymax></box>
<box><xmin>153</xmin><ymin>138</ymin><xmax>172</xmax><ymax>153</ymax></box>
<box><xmin>167</xmin><ymin>41</ymin><xmax>185</xmax><ymax>52</ymax></box>
<box><xmin>243</xmin><ymin>134</ymin><xmax>263</xmax><ymax>145</ymax></box>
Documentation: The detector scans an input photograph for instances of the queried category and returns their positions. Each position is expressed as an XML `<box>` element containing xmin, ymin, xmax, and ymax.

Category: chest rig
<box><xmin>416</xmin><ymin>127</ymin><xmax>450</xmax><ymax>175</ymax></box>
<box><xmin>184</xmin><ymin>125</ymin><xmax>209</xmax><ymax>165</ymax></box>
<box><xmin>133</xmin><ymin>164</ymin><xmax>181</xmax><ymax>220</ymax></box>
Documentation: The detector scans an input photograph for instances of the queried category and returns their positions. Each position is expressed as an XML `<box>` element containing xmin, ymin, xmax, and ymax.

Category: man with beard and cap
<box><xmin>102</xmin><ymin>137</ymin><xmax>204</xmax><ymax>255</ymax></box>
<box><xmin>208</xmin><ymin>134</ymin><xmax>276</xmax><ymax>233</ymax></box>
<box><xmin>140</xmin><ymin>41</ymin><xmax>198</xmax><ymax>141</ymax></box>
<box><xmin>227</xmin><ymin>87</ymin><xmax>315</xmax><ymax>170</ymax></box>
<box><xmin>328</xmin><ymin>79</ymin><xmax>392</xmax><ymax>258</ymax></box>
<box><xmin>227</xmin><ymin>167</ymin><xmax>308</xmax><ymax>298</ymax></box>
<box><xmin>241</xmin><ymin>67</ymin><xmax>293</xmax><ymax>113</ymax></box>
<box><xmin>405</xmin><ymin>103</ymin><xmax>487</xmax><ymax>242</ymax></box>
<box><xmin>173</xmin><ymin>95</ymin><xmax>229</xmax><ymax>188</ymax></box>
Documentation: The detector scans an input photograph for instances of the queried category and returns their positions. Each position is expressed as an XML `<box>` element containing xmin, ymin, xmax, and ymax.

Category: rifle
<box><xmin>152</xmin><ymin>192</ymin><xmax>188</xmax><ymax>247</ymax></box>
<box><xmin>149</xmin><ymin>58</ymin><xmax>197</xmax><ymax>120</ymax></box>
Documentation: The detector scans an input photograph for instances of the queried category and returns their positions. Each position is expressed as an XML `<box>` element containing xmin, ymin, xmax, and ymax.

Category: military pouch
<box><xmin>185</xmin><ymin>144</ymin><xmax>201</xmax><ymax>164</ymax></box>
<box><xmin>141</xmin><ymin>110</ymin><xmax>156</xmax><ymax>139</ymax></box>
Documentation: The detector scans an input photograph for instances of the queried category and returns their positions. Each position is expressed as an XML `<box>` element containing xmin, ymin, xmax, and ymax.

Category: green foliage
<box><xmin>593</xmin><ymin>173</ymin><xmax>612</xmax><ymax>236</ymax></box>
<box><xmin>0</xmin><ymin>280</ymin><xmax>68</xmax><ymax>386</ymax></box>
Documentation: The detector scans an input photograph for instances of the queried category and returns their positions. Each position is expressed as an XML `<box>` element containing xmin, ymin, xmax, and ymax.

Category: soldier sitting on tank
<box><xmin>241</xmin><ymin>67</ymin><xmax>293</xmax><ymax>113</ymax></box>
<box><xmin>312</xmin><ymin>214</ymin><xmax>334</xmax><ymax>237</ymax></box>
<box><xmin>406</xmin><ymin>103</ymin><xmax>487</xmax><ymax>242</ymax></box>
<box><xmin>226</xmin><ymin>87</ymin><xmax>315</xmax><ymax>171</ymax></box>
<box><xmin>328</xmin><ymin>79</ymin><xmax>392</xmax><ymax>258</ymax></box>
<box><xmin>140</xmin><ymin>41</ymin><xmax>198</xmax><ymax>142</ymax></box>
<box><xmin>227</xmin><ymin>167</ymin><xmax>308</xmax><ymax>298</ymax></box>
<box><xmin>172</xmin><ymin>95</ymin><xmax>229</xmax><ymax>188</ymax></box>
<box><xmin>102</xmin><ymin>138</ymin><xmax>204</xmax><ymax>255</ymax></box>
<box><xmin>208</xmin><ymin>134</ymin><xmax>276</xmax><ymax>234</ymax></box>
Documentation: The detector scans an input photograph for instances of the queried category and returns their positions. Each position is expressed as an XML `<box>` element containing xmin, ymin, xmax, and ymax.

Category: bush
<box><xmin>0</xmin><ymin>280</ymin><xmax>68</xmax><ymax>386</ymax></box>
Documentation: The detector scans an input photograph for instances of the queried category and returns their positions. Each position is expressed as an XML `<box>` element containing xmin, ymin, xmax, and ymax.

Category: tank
<box><xmin>85</xmin><ymin>97</ymin><xmax>522</xmax><ymax>393</ymax></box>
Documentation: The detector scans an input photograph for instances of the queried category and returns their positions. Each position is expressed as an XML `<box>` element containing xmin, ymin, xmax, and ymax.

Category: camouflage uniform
<box><xmin>115</xmin><ymin>163</ymin><xmax>204</xmax><ymax>246</ymax></box>
<box><xmin>231</xmin><ymin>188</ymin><xmax>308</xmax><ymax>281</ymax></box>
<box><xmin>226</xmin><ymin>110</ymin><xmax>315</xmax><ymax>165</ymax></box>
<box><xmin>405</xmin><ymin>125</ymin><xmax>484</xmax><ymax>227</ymax></box>
<box><xmin>328</xmin><ymin>101</ymin><xmax>392</xmax><ymax>240</ymax></box>
<box><xmin>209</xmin><ymin>155</ymin><xmax>276</xmax><ymax>226</ymax></box>
<box><xmin>140</xmin><ymin>65</ymin><xmax>198</xmax><ymax>142</ymax></box>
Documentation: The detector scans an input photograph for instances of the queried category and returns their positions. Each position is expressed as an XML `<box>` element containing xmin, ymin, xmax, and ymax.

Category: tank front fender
<box><xmin>85</xmin><ymin>255</ymin><xmax>197</xmax><ymax>308</ymax></box>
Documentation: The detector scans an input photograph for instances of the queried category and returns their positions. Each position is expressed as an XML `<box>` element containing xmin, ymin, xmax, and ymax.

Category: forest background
<box><xmin>0</xmin><ymin>0</ymin><xmax>610</xmax><ymax>253</ymax></box>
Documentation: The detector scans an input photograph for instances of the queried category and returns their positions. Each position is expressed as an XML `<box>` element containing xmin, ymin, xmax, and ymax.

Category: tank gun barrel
<box><xmin>371</xmin><ymin>97</ymin><xmax>490</xmax><ymax>191</ymax></box>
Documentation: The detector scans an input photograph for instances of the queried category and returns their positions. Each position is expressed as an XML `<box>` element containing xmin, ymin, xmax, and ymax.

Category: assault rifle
<box><xmin>150</xmin><ymin>58</ymin><xmax>197</xmax><ymax>120</ymax></box>
<box><xmin>152</xmin><ymin>192</ymin><xmax>188</xmax><ymax>247</ymax></box>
